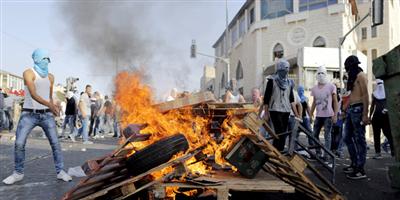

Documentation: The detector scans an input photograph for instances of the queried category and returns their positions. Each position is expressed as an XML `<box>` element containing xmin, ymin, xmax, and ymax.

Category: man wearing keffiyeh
<box><xmin>262</xmin><ymin>59</ymin><xmax>296</xmax><ymax>151</ymax></box>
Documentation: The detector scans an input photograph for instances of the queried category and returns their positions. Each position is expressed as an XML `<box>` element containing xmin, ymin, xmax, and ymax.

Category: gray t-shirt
<box><xmin>79</xmin><ymin>93</ymin><xmax>91</xmax><ymax>116</ymax></box>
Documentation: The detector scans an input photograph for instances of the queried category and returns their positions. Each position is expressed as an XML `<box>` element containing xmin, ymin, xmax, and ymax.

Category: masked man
<box><xmin>263</xmin><ymin>59</ymin><xmax>296</xmax><ymax>151</ymax></box>
<box><xmin>369</xmin><ymin>79</ymin><xmax>394</xmax><ymax>158</ymax></box>
<box><xmin>342</xmin><ymin>55</ymin><xmax>369</xmax><ymax>180</ymax></box>
<box><xmin>310</xmin><ymin>66</ymin><xmax>338</xmax><ymax>165</ymax></box>
<box><xmin>3</xmin><ymin>49</ymin><xmax>72</xmax><ymax>185</ymax></box>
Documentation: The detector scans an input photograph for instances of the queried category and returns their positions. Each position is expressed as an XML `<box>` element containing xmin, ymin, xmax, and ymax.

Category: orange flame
<box><xmin>114</xmin><ymin>71</ymin><xmax>248</xmax><ymax>197</ymax></box>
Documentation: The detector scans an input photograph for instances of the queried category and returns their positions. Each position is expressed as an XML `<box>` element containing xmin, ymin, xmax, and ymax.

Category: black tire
<box><xmin>126</xmin><ymin>133</ymin><xmax>189</xmax><ymax>175</ymax></box>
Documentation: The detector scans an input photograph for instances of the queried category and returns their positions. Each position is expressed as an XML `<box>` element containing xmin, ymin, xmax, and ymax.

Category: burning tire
<box><xmin>127</xmin><ymin>133</ymin><xmax>189</xmax><ymax>175</ymax></box>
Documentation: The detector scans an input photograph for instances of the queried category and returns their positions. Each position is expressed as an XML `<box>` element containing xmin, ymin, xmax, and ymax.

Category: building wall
<box><xmin>211</xmin><ymin>0</ymin><xmax>400</xmax><ymax>99</ymax></box>
<box><xmin>355</xmin><ymin>0</ymin><xmax>400</xmax><ymax>93</ymax></box>
<box><xmin>0</xmin><ymin>71</ymin><xmax>24</xmax><ymax>91</ymax></box>
<box><xmin>260</xmin><ymin>3</ymin><xmax>347</xmax><ymax>69</ymax></box>
<box><xmin>200</xmin><ymin>65</ymin><xmax>216</xmax><ymax>92</ymax></box>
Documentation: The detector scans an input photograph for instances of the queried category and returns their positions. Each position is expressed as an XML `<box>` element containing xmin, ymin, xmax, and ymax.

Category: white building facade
<box><xmin>0</xmin><ymin>70</ymin><xmax>24</xmax><ymax>91</ymax></box>
<box><xmin>211</xmin><ymin>0</ymin><xmax>400</xmax><ymax>99</ymax></box>
<box><xmin>200</xmin><ymin>65</ymin><xmax>216</xmax><ymax>92</ymax></box>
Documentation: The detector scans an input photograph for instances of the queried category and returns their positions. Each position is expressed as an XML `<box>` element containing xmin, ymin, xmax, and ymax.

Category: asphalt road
<box><xmin>0</xmin><ymin>130</ymin><xmax>118</xmax><ymax>200</ymax></box>
<box><xmin>1</xmin><ymin>130</ymin><xmax>399</xmax><ymax>200</ymax></box>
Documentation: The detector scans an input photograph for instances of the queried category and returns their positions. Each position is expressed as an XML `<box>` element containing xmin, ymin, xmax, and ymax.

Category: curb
<box><xmin>0</xmin><ymin>132</ymin><xmax>16</xmax><ymax>142</ymax></box>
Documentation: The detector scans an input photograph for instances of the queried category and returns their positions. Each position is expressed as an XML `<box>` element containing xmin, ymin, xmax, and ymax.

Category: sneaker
<box><xmin>343</xmin><ymin>166</ymin><xmax>354</xmax><ymax>174</ymax></box>
<box><xmin>372</xmin><ymin>153</ymin><xmax>383</xmax><ymax>159</ymax></box>
<box><xmin>83</xmin><ymin>141</ymin><xmax>93</xmax><ymax>145</ymax></box>
<box><xmin>69</xmin><ymin>134</ymin><xmax>76</xmax><ymax>142</ymax></box>
<box><xmin>57</xmin><ymin>170</ymin><xmax>72</xmax><ymax>182</ymax></box>
<box><xmin>100</xmin><ymin>135</ymin><xmax>105</xmax><ymax>139</ymax></box>
<box><xmin>346</xmin><ymin>169</ymin><xmax>367</xmax><ymax>180</ymax></box>
<box><xmin>324</xmin><ymin>161</ymin><xmax>333</xmax><ymax>168</ymax></box>
<box><xmin>2</xmin><ymin>171</ymin><xmax>24</xmax><ymax>185</ymax></box>
<box><xmin>382</xmin><ymin>143</ymin><xmax>389</xmax><ymax>153</ymax></box>
<box><xmin>92</xmin><ymin>135</ymin><xmax>100</xmax><ymax>139</ymax></box>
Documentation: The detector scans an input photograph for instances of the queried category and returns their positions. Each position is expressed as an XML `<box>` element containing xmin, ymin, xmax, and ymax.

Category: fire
<box><xmin>114</xmin><ymin>71</ymin><xmax>248</xmax><ymax>197</ymax></box>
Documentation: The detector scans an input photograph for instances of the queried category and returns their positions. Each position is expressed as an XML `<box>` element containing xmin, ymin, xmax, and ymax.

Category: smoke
<box><xmin>57</xmin><ymin>1</ymin><xmax>215</xmax><ymax>98</ymax></box>
<box><xmin>58</xmin><ymin>1</ymin><xmax>155</xmax><ymax>78</ymax></box>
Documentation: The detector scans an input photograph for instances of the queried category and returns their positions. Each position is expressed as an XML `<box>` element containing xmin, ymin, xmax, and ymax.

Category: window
<box><xmin>371</xmin><ymin>26</ymin><xmax>378</xmax><ymax>38</ymax></box>
<box><xmin>248</xmin><ymin>8</ymin><xmax>255</xmax><ymax>26</ymax></box>
<box><xmin>221</xmin><ymin>73</ymin><xmax>225</xmax><ymax>89</ymax></box>
<box><xmin>312</xmin><ymin>36</ymin><xmax>326</xmax><ymax>47</ymax></box>
<box><xmin>299</xmin><ymin>0</ymin><xmax>338</xmax><ymax>12</ymax></box>
<box><xmin>261</xmin><ymin>0</ymin><xmax>293</xmax><ymax>19</ymax></box>
<box><xmin>361</xmin><ymin>27</ymin><xmax>367</xmax><ymax>40</ymax></box>
<box><xmin>236</xmin><ymin>61</ymin><xmax>244</xmax><ymax>80</ymax></box>
<box><xmin>362</xmin><ymin>50</ymin><xmax>367</xmax><ymax>56</ymax></box>
<box><xmin>273</xmin><ymin>43</ymin><xmax>284</xmax><ymax>60</ymax></box>
<box><xmin>231</xmin><ymin>25</ymin><xmax>238</xmax><ymax>46</ymax></box>
<box><xmin>239</xmin><ymin>16</ymin><xmax>246</xmax><ymax>37</ymax></box>
<box><xmin>371</xmin><ymin>49</ymin><xmax>378</xmax><ymax>60</ymax></box>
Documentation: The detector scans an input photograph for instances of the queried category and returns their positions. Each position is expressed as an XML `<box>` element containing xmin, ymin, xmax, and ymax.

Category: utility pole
<box><xmin>225</xmin><ymin>0</ymin><xmax>230</xmax><ymax>83</ymax></box>
<box><xmin>338</xmin><ymin>12</ymin><xmax>370</xmax><ymax>90</ymax></box>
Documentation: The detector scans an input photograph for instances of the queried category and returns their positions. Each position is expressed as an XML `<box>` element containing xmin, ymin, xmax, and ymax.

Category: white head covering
<box><xmin>66</xmin><ymin>91</ymin><xmax>74</xmax><ymax>99</ymax></box>
<box><xmin>316</xmin><ymin>65</ymin><xmax>328</xmax><ymax>84</ymax></box>
<box><xmin>373</xmin><ymin>79</ymin><xmax>385</xmax><ymax>100</ymax></box>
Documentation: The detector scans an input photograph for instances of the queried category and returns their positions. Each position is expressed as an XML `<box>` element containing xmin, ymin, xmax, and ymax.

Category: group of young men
<box><xmin>2</xmin><ymin>48</ymin><xmax>394</xmax><ymax>186</ymax></box>
<box><xmin>60</xmin><ymin>86</ymin><xmax>120</xmax><ymax>144</ymax></box>
<box><xmin>258</xmin><ymin>55</ymin><xmax>393</xmax><ymax>180</ymax></box>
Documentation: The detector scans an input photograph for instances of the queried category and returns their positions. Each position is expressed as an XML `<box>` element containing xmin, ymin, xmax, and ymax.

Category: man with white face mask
<box><xmin>369</xmin><ymin>79</ymin><xmax>394</xmax><ymax>158</ymax></box>
<box><xmin>310</xmin><ymin>65</ymin><xmax>338</xmax><ymax>165</ymax></box>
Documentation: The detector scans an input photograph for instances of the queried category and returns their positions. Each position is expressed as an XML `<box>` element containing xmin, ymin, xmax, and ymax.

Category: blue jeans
<box><xmin>62</xmin><ymin>115</ymin><xmax>77</xmax><ymax>137</ymax></box>
<box><xmin>14</xmin><ymin>111</ymin><xmax>64</xmax><ymax>174</ymax></box>
<box><xmin>80</xmin><ymin>115</ymin><xmax>90</xmax><ymax>142</ymax></box>
<box><xmin>301</xmin><ymin>117</ymin><xmax>313</xmax><ymax>145</ymax></box>
<box><xmin>288</xmin><ymin>116</ymin><xmax>313</xmax><ymax>150</ymax></box>
<box><xmin>113</xmin><ymin>120</ymin><xmax>120</xmax><ymax>137</ymax></box>
<box><xmin>344</xmin><ymin>105</ymin><xmax>367</xmax><ymax>169</ymax></box>
<box><xmin>312</xmin><ymin>117</ymin><xmax>333</xmax><ymax>156</ymax></box>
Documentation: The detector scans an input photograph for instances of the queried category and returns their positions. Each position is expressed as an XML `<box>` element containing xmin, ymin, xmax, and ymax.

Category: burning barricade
<box><xmin>62</xmin><ymin>72</ymin><xmax>343</xmax><ymax>200</ymax></box>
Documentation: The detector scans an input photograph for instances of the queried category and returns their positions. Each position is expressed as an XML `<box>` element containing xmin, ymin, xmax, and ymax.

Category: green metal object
<box><xmin>225</xmin><ymin>136</ymin><xmax>268</xmax><ymax>178</ymax></box>
<box><xmin>373</xmin><ymin>44</ymin><xmax>400</xmax><ymax>188</ymax></box>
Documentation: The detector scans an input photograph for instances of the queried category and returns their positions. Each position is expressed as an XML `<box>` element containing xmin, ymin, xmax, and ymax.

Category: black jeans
<box><xmin>331</xmin><ymin>124</ymin><xmax>342</xmax><ymax>151</ymax></box>
<box><xmin>372</xmin><ymin>113</ymin><xmax>394</xmax><ymax>155</ymax></box>
<box><xmin>270</xmin><ymin>111</ymin><xmax>290</xmax><ymax>151</ymax></box>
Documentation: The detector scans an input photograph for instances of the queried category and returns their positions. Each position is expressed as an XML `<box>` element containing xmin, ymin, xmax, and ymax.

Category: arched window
<box><xmin>273</xmin><ymin>43</ymin><xmax>284</xmax><ymax>60</ymax></box>
<box><xmin>221</xmin><ymin>73</ymin><xmax>225</xmax><ymax>89</ymax></box>
<box><xmin>313</xmin><ymin>36</ymin><xmax>326</xmax><ymax>47</ymax></box>
<box><xmin>236</xmin><ymin>61</ymin><xmax>244</xmax><ymax>80</ymax></box>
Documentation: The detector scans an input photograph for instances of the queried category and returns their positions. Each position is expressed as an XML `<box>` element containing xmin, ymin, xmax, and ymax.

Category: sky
<box><xmin>0</xmin><ymin>0</ymin><xmax>244</xmax><ymax>101</ymax></box>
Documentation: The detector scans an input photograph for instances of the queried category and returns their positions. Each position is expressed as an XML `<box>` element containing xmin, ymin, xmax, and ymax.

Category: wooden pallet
<box><xmin>242</xmin><ymin>112</ymin><xmax>344</xmax><ymax>200</ymax></box>
<box><xmin>154</xmin><ymin>91</ymin><xmax>216</xmax><ymax>112</ymax></box>
<box><xmin>151</xmin><ymin>171</ymin><xmax>295</xmax><ymax>200</ymax></box>
<box><xmin>63</xmin><ymin>150</ymin><xmax>200</xmax><ymax>200</ymax></box>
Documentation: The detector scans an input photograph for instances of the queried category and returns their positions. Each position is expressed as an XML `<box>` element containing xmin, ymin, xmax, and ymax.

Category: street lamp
<box><xmin>338</xmin><ymin>0</ymin><xmax>383</xmax><ymax>91</ymax></box>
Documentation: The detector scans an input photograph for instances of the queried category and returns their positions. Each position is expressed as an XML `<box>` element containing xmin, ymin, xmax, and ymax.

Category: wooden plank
<box><xmin>157</xmin><ymin>171</ymin><xmax>294</xmax><ymax>193</ymax></box>
<box><xmin>120</xmin><ymin>183</ymin><xmax>136</xmax><ymax>196</ymax></box>
<box><xmin>154</xmin><ymin>91</ymin><xmax>216</xmax><ymax>112</ymax></box>
<box><xmin>72</xmin><ymin>152</ymin><xmax>197</xmax><ymax>200</ymax></box>
<box><xmin>290</xmin><ymin>154</ymin><xmax>307</xmax><ymax>173</ymax></box>
<box><xmin>217</xmin><ymin>189</ymin><xmax>229</xmax><ymax>200</ymax></box>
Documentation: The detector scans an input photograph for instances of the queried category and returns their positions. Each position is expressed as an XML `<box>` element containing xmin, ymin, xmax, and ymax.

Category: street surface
<box><xmin>0</xmin><ymin>129</ymin><xmax>118</xmax><ymax>200</ymax></box>
<box><xmin>0</xmin><ymin>129</ymin><xmax>399</xmax><ymax>200</ymax></box>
